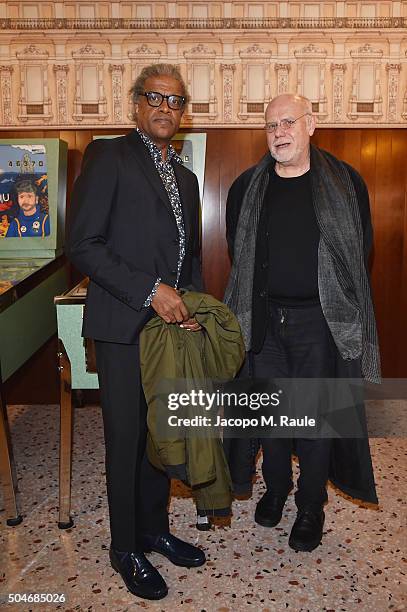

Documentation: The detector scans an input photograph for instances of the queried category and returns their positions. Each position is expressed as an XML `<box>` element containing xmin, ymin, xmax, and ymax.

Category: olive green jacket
<box><xmin>140</xmin><ymin>291</ymin><xmax>245</xmax><ymax>515</ymax></box>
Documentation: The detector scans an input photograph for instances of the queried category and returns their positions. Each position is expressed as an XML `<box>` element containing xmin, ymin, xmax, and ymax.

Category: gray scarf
<box><xmin>224</xmin><ymin>145</ymin><xmax>381</xmax><ymax>383</ymax></box>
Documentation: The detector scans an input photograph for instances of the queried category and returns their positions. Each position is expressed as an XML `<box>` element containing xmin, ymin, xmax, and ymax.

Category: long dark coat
<box><xmin>224</xmin><ymin>155</ymin><xmax>378</xmax><ymax>505</ymax></box>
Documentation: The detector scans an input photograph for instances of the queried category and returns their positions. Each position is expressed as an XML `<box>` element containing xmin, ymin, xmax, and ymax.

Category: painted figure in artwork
<box><xmin>5</xmin><ymin>177</ymin><xmax>49</xmax><ymax>238</ymax></box>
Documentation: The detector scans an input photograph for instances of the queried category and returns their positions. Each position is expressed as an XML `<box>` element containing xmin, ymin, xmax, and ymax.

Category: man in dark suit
<box><xmin>66</xmin><ymin>63</ymin><xmax>205</xmax><ymax>601</ymax></box>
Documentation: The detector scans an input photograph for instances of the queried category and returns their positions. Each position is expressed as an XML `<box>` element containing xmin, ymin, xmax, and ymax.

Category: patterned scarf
<box><xmin>224</xmin><ymin>145</ymin><xmax>381</xmax><ymax>383</ymax></box>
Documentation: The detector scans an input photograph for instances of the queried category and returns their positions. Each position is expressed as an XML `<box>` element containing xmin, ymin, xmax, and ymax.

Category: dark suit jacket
<box><xmin>66</xmin><ymin>130</ymin><xmax>202</xmax><ymax>343</ymax></box>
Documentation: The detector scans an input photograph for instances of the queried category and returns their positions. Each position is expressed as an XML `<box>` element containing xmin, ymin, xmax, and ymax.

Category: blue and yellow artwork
<box><xmin>0</xmin><ymin>144</ymin><xmax>50</xmax><ymax>238</ymax></box>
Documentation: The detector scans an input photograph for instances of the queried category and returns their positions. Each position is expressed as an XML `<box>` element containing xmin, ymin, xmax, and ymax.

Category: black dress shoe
<box><xmin>255</xmin><ymin>492</ymin><xmax>287</xmax><ymax>528</ymax></box>
<box><xmin>110</xmin><ymin>546</ymin><xmax>168</xmax><ymax>600</ymax></box>
<box><xmin>288</xmin><ymin>509</ymin><xmax>325</xmax><ymax>552</ymax></box>
<box><xmin>140</xmin><ymin>533</ymin><xmax>206</xmax><ymax>568</ymax></box>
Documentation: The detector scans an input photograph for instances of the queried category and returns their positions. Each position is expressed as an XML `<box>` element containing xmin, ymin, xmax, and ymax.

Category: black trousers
<box><xmin>252</xmin><ymin>302</ymin><xmax>336</xmax><ymax>511</ymax></box>
<box><xmin>95</xmin><ymin>340</ymin><xmax>170</xmax><ymax>552</ymax></box>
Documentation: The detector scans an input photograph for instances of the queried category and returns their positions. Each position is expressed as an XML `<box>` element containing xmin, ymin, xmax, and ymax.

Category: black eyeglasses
<box><xmin>140</xmin><ymin>91</ymin><xmax>186</xmax><ymax>111</ymax></box>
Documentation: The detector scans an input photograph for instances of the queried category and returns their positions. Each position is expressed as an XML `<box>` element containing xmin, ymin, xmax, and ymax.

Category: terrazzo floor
<box><xmin>0</xmin><ymin>403</ymin><xmax>406</xmax><ymax>612</ymax></box>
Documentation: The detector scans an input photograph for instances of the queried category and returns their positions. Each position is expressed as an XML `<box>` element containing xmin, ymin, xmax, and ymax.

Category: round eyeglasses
<box><xmin>141</xmin><ymin>91</ymin><xmax>186</xmax><ymax>111</ymax></box>
<box><xmin>265</xmin><ymin>113</ymin><xmax>310</xmax><ymax>133</ymax></box>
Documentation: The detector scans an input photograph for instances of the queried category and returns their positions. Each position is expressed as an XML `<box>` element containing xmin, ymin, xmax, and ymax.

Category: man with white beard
<box><xmin>225</xmin><ymin>94</ymin><xmax>380</xmax><ymax>552</ymax></box>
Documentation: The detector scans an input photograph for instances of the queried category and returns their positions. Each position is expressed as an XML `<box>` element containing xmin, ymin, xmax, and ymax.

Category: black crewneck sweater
<box><xmin>255</xmin><ymin>167</ymin><xmax>320</xmax><ymax>305</ymax></box>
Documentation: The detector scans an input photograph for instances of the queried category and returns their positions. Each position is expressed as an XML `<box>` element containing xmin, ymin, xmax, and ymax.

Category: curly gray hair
<box><xmin>129</xmin><ymin>63</ymin><xmax>189</xmax><ymax>105</ymax></box>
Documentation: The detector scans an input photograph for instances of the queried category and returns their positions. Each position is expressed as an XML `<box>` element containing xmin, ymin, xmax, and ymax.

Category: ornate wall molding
<box><xmin>16</xmin><ymin>45</ymin><xmax>52</xmax><ymax>123</ymax></box>
<box><xmin>128</xmin><ymin>44</ymin><xmax>161</xmax><ymax>58</ymax></box>
<box><xmin>0</xmin><ymin>6</ymin><xmax>406</xmax><ymax>129</ymax></box>
<box><xmin>294</xmin><ymin>44</ymin><xmax>328</xmax><ymax>58</ymax></box>
<box><xmin>350</xmin><ymin>43</ymin><xmax>384</xmax><ymax>59</ymax></box>
<box><xmin>331</xmin><ymin>64</ymin><xmax>347</xmax><ymax>122</ymax></box>
<box><xmin>220</xmin><ymin>64</ymin><xmax>235</xmax><ymax>123</ymax></box>
<box><xmin>0</xmin><ymin>65</ymin><xmax>13</xmax><ymax>125</ymax></box>
<box><xmin>184</xmin><ymin>44</ymin><xmax>216</xmax><ymax>57</ymax></box>
<box><xmin>294</xmin><ymin>45</ymin><xmax>328</xmax><ymax>117</ymax></box>
<box><xmin>0</xmin><ymin>17</ymin><xmax>406</xmax><ymax>31</ymax></box>
<box><xmin>72</xmin><ymin>46</ymin><xmax>107</xmax><ymax>122</ymax></box>
<box><xmin>72</xmin><ymin>45</ymin><xmax>105</xmax><ymax>60</ymax></box>
<box><xmin>240</xmin><ymin>43</ymin><xmax>269</xmax><ymax>55</ymax></box>
<box><xmin>53</xmin><ymin>64</ymin><xmax>69</xmax><ymax>124</ymax></box>
<box><xmin>402</xmin><ymin>91</ymin><xmax>407</xmax><ymax>121</ymax></box>
<box><xmin>184</xmin><ymin>44</ymin><xmax>217</xmax><ymax>122</ymax></box>
<box><xmin>16</xmin><ymin>44</ymin><xmax>48</xmax><ymax>58</ymax></box>
<box><xmin>109</xmin><ymin>64</ymin><xmax>124</xmax><ymax>124</ymax></box>
<box><xmin>386</xmin><ymin>63</ymin><xmax>401</xmax><ymax>122</ymax></box>
<box><xmin>275</xmin><ymin>64</ymin><xmax>291</xmax><ymax>96</ymax></box>
<box><xmin>348</xmin><ymin>45</ymin><xmax>384</xmax><ymax>120</ymax></box>
<box><xmin>239</xmin><ymin>44</ymin><xmax>271</xmax><ymax>119</ymax></box>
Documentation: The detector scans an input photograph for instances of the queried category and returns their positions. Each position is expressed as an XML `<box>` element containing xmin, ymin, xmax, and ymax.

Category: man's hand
<box><xmin>151</xmin><ymin>283</ymin><xmax>189</xmax><ymax>324</ymax></box>
<box><xmin>180</xmin><ymin>317</ymin><xmax>202</xmax><ymax>332</ymax></box>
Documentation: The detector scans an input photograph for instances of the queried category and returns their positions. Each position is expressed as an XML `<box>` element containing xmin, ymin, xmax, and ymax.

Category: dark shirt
<box><xmin>256</xmin><ymin>168</ymin><xmax>320</xmax><ymax>305</ymax></box>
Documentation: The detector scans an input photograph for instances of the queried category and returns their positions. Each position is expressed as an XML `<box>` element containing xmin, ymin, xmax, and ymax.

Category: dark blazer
<box><xmin>66</xmin><ymin>130</ymin><xmax>202</xmax><ymax>343</ymax></box>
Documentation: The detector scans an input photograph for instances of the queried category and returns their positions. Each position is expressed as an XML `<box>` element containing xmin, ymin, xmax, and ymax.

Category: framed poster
<box><xmin>0</xmin><ymin>139</ymin><xmax>67</xmax><ymax>259</ymax></box>
<box><xmin>172</xmin><ymin>133</ymin><xmax>206</xmax><ymax>203</ymax></box>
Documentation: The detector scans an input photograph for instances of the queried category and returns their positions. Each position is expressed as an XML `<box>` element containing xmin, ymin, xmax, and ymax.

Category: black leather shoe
<box><xmin>110</xmin><ymin>546</ymin><xmax>168</xmax><ymax>600</ymax></box>
<box><xmin>255</xmin><ymin>492</ymin><xmax>287</xmax><ymax>528</ymax></box>
<box><xmin>140</xmin><ymin>533</ymin><xmax>206</xmax><ymax>568</ymax></box>
<box><xmin>288</xmin><ymin>509</ymin><xmax>325</xmax><ymax>552</ymax></box>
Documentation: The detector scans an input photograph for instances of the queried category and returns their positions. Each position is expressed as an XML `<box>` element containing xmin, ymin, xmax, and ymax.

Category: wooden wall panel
<box><xmin>201</xmin><ymin>128</ymin><xmax>407</xmax><ymax>377</ymax></box>
<box><xmin>400</xmin><ymin>131</ymin><xmax>407</xmax><ymax>378</ymax></box>
<box><xmin>1</xmin><ymin>126</ymin><xmax>406</xmax><ymax>404</ymax></box>
<box><xmin>201</xmin><ymin>128</ymin><xmax>223</xmax><ymax>296</ymax></box>
<box><xmin>202</xmin><ymin>129</ymin><xmax>267</xmax><ymax>296</ymax></box>
<box><xmin>311</xmin><ymin>129</ymin><xmax>407</xmax><ymax>376</ymax></box>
